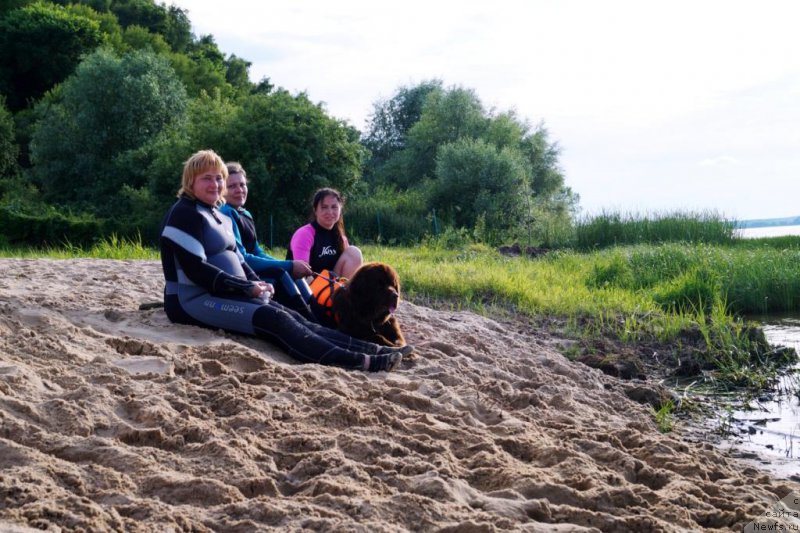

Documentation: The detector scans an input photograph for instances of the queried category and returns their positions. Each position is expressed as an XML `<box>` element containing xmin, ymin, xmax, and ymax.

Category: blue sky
<box><xmin>173</xmin><ymin>0</ymin><xmax>800</xmax><ymax>221</ymax></box>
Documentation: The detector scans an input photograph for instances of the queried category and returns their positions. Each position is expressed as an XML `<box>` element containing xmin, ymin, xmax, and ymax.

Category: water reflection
<box><xmin>722</xmin><ymin>314</ymin><xmax>800</xmax><ymax>477</ymax></box>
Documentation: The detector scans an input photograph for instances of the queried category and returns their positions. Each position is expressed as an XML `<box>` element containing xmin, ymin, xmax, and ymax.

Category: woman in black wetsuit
<box><xmin>160</xmin><ymin>149</ymin><xmax>408</xmax><ymax>371</ymax></box>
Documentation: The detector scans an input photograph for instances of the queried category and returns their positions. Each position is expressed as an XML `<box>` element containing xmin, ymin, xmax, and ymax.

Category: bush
<box><xmin>431</xmin><ymin>138</ymin><xmax>528</xmax><ymax>238</ymax></box>
<box><xmin>0</xmin><ymin>203</ymin><xmax>105</xmax><ymax>247</ymax></box>
<box><xmin>346</xmin><ymin>186</ymin><xmax>431</xmax><ymax>244</ymax></box>
<box><xmin>0</xmin><ymin>95</ymin><xmax>18</xmax><ymax>178</ymax></box>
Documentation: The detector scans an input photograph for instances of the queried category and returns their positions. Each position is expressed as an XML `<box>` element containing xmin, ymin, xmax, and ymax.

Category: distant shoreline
<box><xmin>736</xmin><ymin>215</ymin><xmax>800</xmax><ymax>229</ymax></box>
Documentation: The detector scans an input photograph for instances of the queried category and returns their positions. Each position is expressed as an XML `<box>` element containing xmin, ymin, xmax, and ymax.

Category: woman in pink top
<box><xmin>288</xmin><ymin>188</ymin><xmax>363</xmax><ymax>278</ymax></box>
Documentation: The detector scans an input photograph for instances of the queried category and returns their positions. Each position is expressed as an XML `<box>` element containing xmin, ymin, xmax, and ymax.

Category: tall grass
<box><xmin>734</xmin><ymin>234</ymin><xmax>800</xmax><ymax>250</ymax></box>
<box><xmin>346</xmin><ymin>186</ymin><xmax>433</xmax><ymax>245</ymax></box>
<box><xmin>0</xmin><ymin>234</ymin><xmax>158</xmax><ymax>260</ymax></box>
<box><xmin>573</xmin><ymin>210</ymin><xmax>737</xmax><ymax>250</ymax></box>
<box><xmin>585</xmin><ymin>243</ymin><xmax>800</xmax><ymax>315</ymax></box>
<box><xmin>366</xmin><ymin>242</ymin><xmax>799</xmax><ymax>386</ymax></box>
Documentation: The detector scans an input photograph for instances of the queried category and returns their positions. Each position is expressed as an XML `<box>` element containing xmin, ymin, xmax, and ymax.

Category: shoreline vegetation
<box><xmin>4</xmin><ymin>211</ymin><xmax>800</xmax><ymax>402</ymax></box>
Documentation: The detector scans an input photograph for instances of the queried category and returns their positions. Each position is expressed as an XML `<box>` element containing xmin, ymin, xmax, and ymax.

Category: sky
<box><xmin>172</xmin><ymin>0</ymin><xmax>800</xmax><ymax>221</ymax></box>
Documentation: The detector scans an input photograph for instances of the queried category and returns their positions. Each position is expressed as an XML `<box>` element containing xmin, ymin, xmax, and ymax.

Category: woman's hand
<box><xmin>250</xmin><ymin>281</ymin><xmax>274</xmax><ymax>300</ymax></box>
<box><xmin>291</xmin><ymin>260</ymin><xmax>313</xmax><ymax>278</ymax></box>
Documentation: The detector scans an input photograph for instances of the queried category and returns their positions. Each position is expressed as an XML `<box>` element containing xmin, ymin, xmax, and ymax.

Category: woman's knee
<box><xmin>254</xmin><ymin>301</ymin><xmax>292</xmax><ymax>329</ymax></box>
<box><xmin>336</xmin><ymin>246</ymin><xmax>363</xmax><ymax>278</ymax></box>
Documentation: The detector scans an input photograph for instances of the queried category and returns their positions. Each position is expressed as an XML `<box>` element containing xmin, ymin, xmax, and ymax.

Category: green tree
<box><xmin>224</xmin><ymin>53</ymin><xmax>253</xmax><ymax>94</ymax></box>
<box><xmin>61</xmin><ymin>0</ymin><xmax>191</xmax><ymax>52</ymax></box>
<box><xmin>253</xmin><ymin>77</ymin><xmax>274</xmax><ymax>95</ymax></box>
<box><xmin>361</xmin><ymin>81</ymin><xmax>577</xmax><ymax>242</ymax></box>
<box><xmin>522</xmin><ymin>125</ymin><xmax>565</xmax><ymax>197</ymax></box>
<box><xmin>0</xmin><ymin>2</ymin><xmax>104</xmax><ymax>111</ymax></box>
<box><xmin>121</xmin><ymin>24</ymin><xmax>170</xmax><ymax>54</ymax></box>
<box><xmin>0</xmin><ymin>0</ymin><xmax>33</xmax><ymax>17</ymax></box>
<box><xmin>0</xmin><ymin>95</ymin><xmax>18</xmax><ymax>178</ymax></box>
<box><xmin>484</xmin><ymin>110</ymin><xmax>526</xmax><ymax>150</ymax></box>
<box><xmin>203</xmin><ymin>90</ymin><xmax>367</xmax><ymax>245</ymax></box>
<box><xmin>161</xmin><ymin>3</ymin><xmax>192</xmax><ymax>52</ymax></box>
<box><xmin>52</xmin><ymin>0</ymin><xmax>111</xmax><ymax>13</ymax></box>
<box><xmin>362</xmin><ymin>79</ymin><xmax>442</xmax><ymax>173</ymax></box>
<box><xmin>108</xmin><ymin>0</ymin><xmax>191</xmax><ymax>51</ymax></box>
<box><xmin>64</xmin><ymin>3</ymin><xmax>125</xmax><ymax>51</ymax></box>
<box><xmin>30</xmin><ymin>48</ymin><xmax>188</xmax><ymax>212</ymax></box>
<box><xmin>432</xmin><ymin>138</ymin><xmax>529</xmax><ymax>235</ymax></box>
<box><xmin>364</xmin><ymin>84</ymin><xmax>488</xmax><ymax>189</ymax></box>
<box><xmin>168</xmin><ymin>35</ymin><xmax>233</xmax><ymax>98</ymax></box>
<box><xmin>144</xmin><ymin>90</ymin><xmax>235</xmax><ymax>207</ymax></box>
<box><xmin>190</xmin><ymin>34</ymin><xmax>224</xmax><ymax>63</ymax></box>
<box><xmin>404</xmin><ymin>86</ymin><xmax>488</xmax><ymax>181</ymax></box>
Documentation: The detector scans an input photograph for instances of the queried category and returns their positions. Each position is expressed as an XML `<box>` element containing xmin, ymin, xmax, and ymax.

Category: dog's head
<box><xmin>344</xmin><ymin>262</ymin><xmax>401</xmax><ymax>324</ymax></box>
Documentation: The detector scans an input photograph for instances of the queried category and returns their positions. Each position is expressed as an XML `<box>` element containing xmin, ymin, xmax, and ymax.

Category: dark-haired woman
<box><xmin>160</xmin><ymin>150</ymin><xmax>406</xmax><ymax>372</ymax></box>
<box><xmin>288</xmin><ymin>188</ymin><xmax>363</xmax><ymax>279</ymax></box>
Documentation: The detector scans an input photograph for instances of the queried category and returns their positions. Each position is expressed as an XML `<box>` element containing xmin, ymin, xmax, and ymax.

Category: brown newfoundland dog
<box><xmin>332</xmin><ymin>262</ymin><xmax>406</xmax><ymax>347</ymax></box>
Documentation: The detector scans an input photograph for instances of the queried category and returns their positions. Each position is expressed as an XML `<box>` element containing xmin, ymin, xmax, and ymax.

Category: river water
<box><xmin>718</xmin><ymin>315</ymin><xmax>800</xmax><ymax>478</ymax></box>
<box><xmin>737</xmin><ymin>224</ymin><xmax>800</xmax><ymax>239</ymax></box>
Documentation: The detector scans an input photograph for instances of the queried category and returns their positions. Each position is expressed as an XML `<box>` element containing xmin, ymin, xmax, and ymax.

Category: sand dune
<box><xmin>0</xmin><ymin>258</ymin><xmax>796</xmax><ymax>531</ymax></box>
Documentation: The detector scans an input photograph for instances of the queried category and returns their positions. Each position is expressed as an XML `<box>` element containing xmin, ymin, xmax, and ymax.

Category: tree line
<box><xmin>0</xmin><ymin>0</ymin><xmax>576</xmax><ymax>249</ymax></box>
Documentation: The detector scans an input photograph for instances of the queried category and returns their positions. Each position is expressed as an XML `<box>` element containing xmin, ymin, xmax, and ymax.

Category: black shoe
<box><xmin>377</xmin><ymin>344</ymin><xmax>414</xmax><ymax>357</ymax></box>
<box><xmin>366</xmin><ymin>352</ymin><xmax>403</xmax><ymax>372</ymax></box>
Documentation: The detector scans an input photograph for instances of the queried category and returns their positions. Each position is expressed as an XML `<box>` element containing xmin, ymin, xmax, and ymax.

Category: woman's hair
<box><xmin>226</xmin><ymin>161</ymin><xmax>246</xmax><ymax>179</ymax></box>
<box><xmin>177</xmin><ymin>149</ymin><xmax>228</xmax><ymax>207</ymax></box>
<box><xmin>311</xmin><ymin>187</ymin><xmax>347</xmax><ymax>253</ymax></box>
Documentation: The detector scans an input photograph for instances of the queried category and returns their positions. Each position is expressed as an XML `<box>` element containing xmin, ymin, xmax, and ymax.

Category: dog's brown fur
<box><xmin>332</xmin><ymin>262</ymin><xmax>405</xmax><ymax>347</ymax></box>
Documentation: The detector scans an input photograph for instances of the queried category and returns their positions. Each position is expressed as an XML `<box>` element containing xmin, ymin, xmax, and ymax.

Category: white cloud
<box><xmin>699</xmin><ymin>156</ymin><xmax>741</xmax><ymax>168</ymax></box>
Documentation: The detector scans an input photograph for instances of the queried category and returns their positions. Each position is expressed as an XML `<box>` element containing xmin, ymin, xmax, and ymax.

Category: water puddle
<box><xmin>718</xmin><ymin>315</ymin><xmax>800</xmax><ymax>478</ymax></box>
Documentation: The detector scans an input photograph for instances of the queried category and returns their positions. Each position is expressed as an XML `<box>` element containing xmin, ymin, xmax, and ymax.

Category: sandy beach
<box><xmin>0</xmin><ymin>258</ymin><xmax>797</xmax><ymax>531</ymax></box>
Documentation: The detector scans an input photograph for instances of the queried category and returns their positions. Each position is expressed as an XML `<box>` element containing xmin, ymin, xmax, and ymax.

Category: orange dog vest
<box><xmin>309</xmin><ymin>270</ymin><xmax>345</xmax><ymax>322</ymax></box>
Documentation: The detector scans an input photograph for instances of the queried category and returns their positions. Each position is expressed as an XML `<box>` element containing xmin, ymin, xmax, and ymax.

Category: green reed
<box><xmin>0</xmin><ymin>234</ymin><xmax>159</xmax><ymax>260</ymax></box>
<box><xmin>573</xmin><ymin>210</ymin><xmax>737</xmax><ymax>250</ymax></box>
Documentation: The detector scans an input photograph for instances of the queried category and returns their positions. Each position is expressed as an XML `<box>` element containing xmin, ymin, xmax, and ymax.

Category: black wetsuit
<box><xmin>160</xmin><ymin>195</ymin><xmax>382</xmax><ymax>368</ymax></box>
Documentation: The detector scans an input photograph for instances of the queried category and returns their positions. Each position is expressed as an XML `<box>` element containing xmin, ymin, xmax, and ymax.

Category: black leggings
<box><xmin>167</xmin><ymin>291</ymin><xmax>382</xmax><ymax>370</ymax></box>
<box><xmin>255</xmin><ymin>267</ymin><xmax>318</xmax><ymax>322</ymax></box>
<box><xmin>253</xmin><ymin>302</ymin><xmax>382</xmax><ymax>368</ymax></box>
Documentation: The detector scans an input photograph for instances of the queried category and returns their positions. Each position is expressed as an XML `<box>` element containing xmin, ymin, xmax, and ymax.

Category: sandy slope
<box><xmin>0</xmin><ymin>258</ymin><xmax>796</xmax><ymax>532</ymax></box>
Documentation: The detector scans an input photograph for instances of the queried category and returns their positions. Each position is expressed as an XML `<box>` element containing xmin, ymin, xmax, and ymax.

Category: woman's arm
<box><xmin>289</xmin><ymin>224</ymin><xmax>315</xmax><ymax>263</ymax></box>
<box><xmin>169</xmin><ymin>241</ymin><xmax>255</xmax><ymax>295</ymax></box>
<box><xmin>221</xmin><ymin>207</ymin><xmax>294</xmax><ymax>274</ymax></box>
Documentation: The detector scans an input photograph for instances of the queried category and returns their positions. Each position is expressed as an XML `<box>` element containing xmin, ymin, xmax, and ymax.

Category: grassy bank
<box><xmin>366</xmin><ymin>242</ymin><xmax>798</xmax><ymax>388</ymax></box>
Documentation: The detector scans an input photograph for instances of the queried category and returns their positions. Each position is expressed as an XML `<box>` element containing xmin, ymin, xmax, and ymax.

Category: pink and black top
<box><xmin>288</xmin><ymin>221</ymin><xmax>349</xmax><ymax>274</ymax></box>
